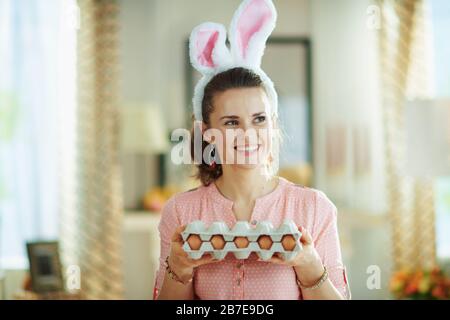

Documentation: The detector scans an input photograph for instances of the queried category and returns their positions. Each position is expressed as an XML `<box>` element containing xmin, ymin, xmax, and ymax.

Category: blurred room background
<box><xmin>0</xmin><ymin>0</ymin><xmax>449</xmax><ymax>300</ymax></box>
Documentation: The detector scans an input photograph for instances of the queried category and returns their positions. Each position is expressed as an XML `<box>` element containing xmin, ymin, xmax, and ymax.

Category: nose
<box><xmin>235</xmin><ymin>120</ymin><xmax>260</xmax><ymax>145</ymax></box>
<box><xmin>239</xmin><ymin>118</ymin><xmax>257</xmax><ymax>131</ymax></box>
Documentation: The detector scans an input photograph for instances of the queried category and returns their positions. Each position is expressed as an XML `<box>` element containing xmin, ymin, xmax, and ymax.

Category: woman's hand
<box><xmin>167</xmin><ymin>225</ymin><xmax>221</xmax><ymax>283</ymax></box>
<box><xmin>263</xmin><ymin>226</ymin><xmax>325</xmax><ymax>287</ymax></box>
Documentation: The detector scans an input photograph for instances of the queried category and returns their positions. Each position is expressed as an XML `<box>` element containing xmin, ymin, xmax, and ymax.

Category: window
<box><xmin>430</xmin><ymin>0</ymin><xmax>450</xmax><ymax>260</ymax></box>
<box><xmin>0</xmin><ymin>0</ymin><xmax>77</xmax><ymax>269</ymax></box>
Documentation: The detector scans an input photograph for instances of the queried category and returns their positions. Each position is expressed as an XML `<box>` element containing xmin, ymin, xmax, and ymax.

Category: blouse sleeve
<box><xmin>152</xmin><ymin>196</ymin><xmax>181</xmax><ymax>299</ymax></box>
<box><xmin>312</xmin><ymin>190</ymin><xmax>351</xmax><ymax>300</ymax></box>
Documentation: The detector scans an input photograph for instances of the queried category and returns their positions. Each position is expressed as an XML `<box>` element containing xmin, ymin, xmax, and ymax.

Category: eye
<box><xmin>254</xmin><ymin>116</ymin><xmax>266</xmax><ymax>124</ymax></box>
<box><xmin>224</xmin><ymin>119</ymin><xmax>238</xmax><ymax>126</ymax></box>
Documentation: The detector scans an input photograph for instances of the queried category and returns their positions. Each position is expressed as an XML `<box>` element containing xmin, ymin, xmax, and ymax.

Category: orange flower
<box><xmin>392</xmin><ymin>270</ymin><xmax>408</xmax><ymax>283</ymax></box>
<box><xmin>390</xmin><ymin>278</ymin><xmax>404</xmax><ymax>292</ymax></box>
<box><xmin>390</xmin><ymin>266</ymin><xmax>450</xmax><ymax>299</ymax></box>
<box><xmin>405</xmin><ymin>282</ymin><xmax>418</xmax><ymax>295</ymax></box>
<box><xmin>418</xmin><ymin>276</ymin><xmax>431</xmax><ymax>294</ymax></box>
<box><xmin>431</xmin><ymin>286</ymin><xmax>446</xmax><ymax>299</ymax></box>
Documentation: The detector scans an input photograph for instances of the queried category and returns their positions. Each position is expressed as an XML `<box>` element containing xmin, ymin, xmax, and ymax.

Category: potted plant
<box><xmin>390</xmin><ymin>266</ymin><xmax>450</xmax><ymax>300</ymax></box>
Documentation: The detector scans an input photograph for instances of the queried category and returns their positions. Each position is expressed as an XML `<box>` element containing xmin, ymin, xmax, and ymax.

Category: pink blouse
<box><xmin>153</xmin><ymin>177</ymin><xmax>351</xmax><ymax>300</ymax></box>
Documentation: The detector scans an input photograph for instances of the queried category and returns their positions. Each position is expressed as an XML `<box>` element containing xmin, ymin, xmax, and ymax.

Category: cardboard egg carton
<box><xmin>181</xmin><ymin>220</ymin><xmax>302</xmax><ymax>261</ymax></box>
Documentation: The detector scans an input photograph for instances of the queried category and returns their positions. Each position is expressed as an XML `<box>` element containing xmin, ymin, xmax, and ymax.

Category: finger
<box><xmin>192</xmin><ymin>253</ymin><xmax>213</xmax><ymax>265</ymax></box>
<box><xmin>299</xmin><ymin>226</ymin><xmax>313</xmax><ymax>245</ymax></box>
<box><xmin>171</xmin><ymin>226</ymin><xmax>183</xmax><ymax>242</ymax></box>
<box><xmin>268</xmin><ymin>256</ymin><xmax>285</xmax><ymax>264</ymax></box>
<box><xmin>260</xmin><ymin>255</ymin><xmax>285</xmax><ymax>264</ymax></box>
<box><xmin>171</xmin><ymin>225</ymin><xmax>187</xmax><ymax>243</ymax></box>
<box><xmin>273</xmin><ymin>252</ymin><xmax>283</xmax><ymax>259</ymax></box>
<box><xmin>194</xmin><ymin>257</ymin><xmax>222</xmax><ymax>267</ymax></box>
<box><xmin>193</xmin><ymin>253</ymin><xmax>220</xmax><ymax>266</ymax></box>
<box><xmin>175</xmin><ymin>247</ymin><xmax>189</xmax><ymax>259</ymax></box>
<box><xmin>191</xmin><ymin>253</ymin><xmax>213</xmax><ymax>264</ymax></box>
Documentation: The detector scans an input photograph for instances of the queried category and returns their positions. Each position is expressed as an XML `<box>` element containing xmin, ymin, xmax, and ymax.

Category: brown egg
<box><xmin>257</xmin><ymin>235</ymin><xmax>273</xmax><ymax>250</ymax></box>
<box><xmin>281</xmin><ymin>234</ymin><xmax>297</xmax><ymax>251</ymax></box>
<box><xmin>233</xmin><ymin>236</ymin><xmax>249</xmax><ymax>249</ymax></box>
<box><xmin>187</xmin><ymin>234</ymin><xmax>202</xmax><ymax>250</ymax></box>
<box><xmin>210</xmin><ymin>235</ymin><xmax>226</xmax><ymax>250</ymax></box>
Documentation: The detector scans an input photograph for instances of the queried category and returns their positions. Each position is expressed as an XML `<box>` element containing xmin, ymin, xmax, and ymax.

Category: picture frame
<box><xmin>26</xmin><ymin>241</ymin><xmax>64</xmax><ymax>293</ymax></box>
<box><xmin>185</xmin><ymin>37</ymin><xmax>313</xmax><ymax>183</ymax></box>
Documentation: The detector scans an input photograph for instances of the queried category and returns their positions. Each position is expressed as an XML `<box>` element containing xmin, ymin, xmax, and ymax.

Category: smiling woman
<box><xmin>190</xmin><ymin>67</ymin><xmax>280</xmax><ymax>186</ymax></box>
<box><xmin>155</xmin><ymin>0</ymin><xmax>350</xmax><ymax>301</ymax></box>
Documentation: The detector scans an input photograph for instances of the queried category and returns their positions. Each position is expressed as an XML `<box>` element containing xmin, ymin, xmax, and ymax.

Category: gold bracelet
<box><xmin>165</xmin><ymin>256</ymin><xmax>193</xmax><ymax>285</ymax></box>
<box><xmin>296</xmin><ymin>266</ymin><xmax>328</xmax><ymax>290</ymax></box>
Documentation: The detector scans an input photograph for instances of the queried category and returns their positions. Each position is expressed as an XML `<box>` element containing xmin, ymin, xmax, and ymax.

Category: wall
<box><xmin>311</xmin><ymin>0</ymin><xmax>390</xmax><ymax>299</ymax></box>
<box><xmin>311</xmin><ymin>0</ymin><xmax>386</xmax><ymax>213</ymax></box>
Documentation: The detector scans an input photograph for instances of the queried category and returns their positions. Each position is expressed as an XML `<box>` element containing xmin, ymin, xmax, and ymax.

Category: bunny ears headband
<box><xmin>189</xmin><ymin>0</ymin><xmax>278</xmax><ymax>121</ymax></box>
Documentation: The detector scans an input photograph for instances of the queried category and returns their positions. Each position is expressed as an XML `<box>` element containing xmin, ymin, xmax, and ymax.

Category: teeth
<box><xmin>235</xmin><ymin>146</ymin><xmax>258</xmax><ymax>152</ymax></box>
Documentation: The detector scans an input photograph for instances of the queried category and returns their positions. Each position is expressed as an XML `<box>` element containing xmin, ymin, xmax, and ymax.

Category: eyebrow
<box><xmin>219</xmin><ymin>112</ymin><xmax>266</xmax><ymax>120</ymax></box>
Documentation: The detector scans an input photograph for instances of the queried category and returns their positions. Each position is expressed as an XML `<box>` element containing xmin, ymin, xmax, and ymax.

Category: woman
<box><xmin>154</xmin><ymin>68</ymin><xmax>351</xmax><ymax>300</ymax></box>
<box><xmin>154</xmin><ymin>0</ymin><xmax>350</xmax><ymax>300</ymax></box>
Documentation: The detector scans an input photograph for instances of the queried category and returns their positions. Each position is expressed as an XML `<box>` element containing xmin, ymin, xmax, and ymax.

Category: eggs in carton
<box><xmin>257</xmin><ymin>235</ymin><xmax>273</xmax><ymax>250</ymax></box>
<box><xmin>210</xmin><ymin>235</ymin><xmax>226</xmax><ymax>250</ymax></box>
<box><xmin>181</xmin><ymin>219</ymin><xmax>302</xmax><ymax>261</ymax></box>
<box><xmin>233</xmin><ymin>236</ymin><xmax>249</xmax><ymax>249</ymax></box>
<box><xmin>281</xmin><ymin>234</ymin><xmax>297</xmax><ymax>251</ymax></box>
<box><xmin>186</xmin><ymin>234</ymin><xmax>202</xmax><ymax>250</ymax></box>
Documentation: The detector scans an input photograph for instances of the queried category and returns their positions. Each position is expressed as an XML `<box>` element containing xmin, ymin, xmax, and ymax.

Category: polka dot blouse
<box><xmin>153</xmin><ymin>176</ymin><xmax>351</xmax><ymax>300</ymax></box>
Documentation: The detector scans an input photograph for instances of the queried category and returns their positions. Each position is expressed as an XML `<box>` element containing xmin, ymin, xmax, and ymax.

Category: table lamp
<box><xmin>405</xmin><ymin>99</ymin><xmax>450</xmax><ymax>177</ymax></box>
<box><xmin>120</xmin><ymin>105</ymin><xmax>170</xmax><ymax>209</ymax></box>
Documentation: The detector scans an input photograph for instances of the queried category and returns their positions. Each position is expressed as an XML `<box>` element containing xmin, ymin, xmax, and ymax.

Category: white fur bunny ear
<box><xmin>229</xmin><ymin>0</ymin><xmax>277</xmax><ymax>68</ymax></box>
<box><xmin>189</xmin><ymin>22</ymin><xmax>232</xmax><ymax>75</ymax></box>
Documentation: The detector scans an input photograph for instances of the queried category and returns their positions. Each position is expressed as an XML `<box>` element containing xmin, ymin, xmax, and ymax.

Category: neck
<box><xmin>215</xmin><ymin>165</ymin><xmax>279</xmax><ymax>203</ymax></box>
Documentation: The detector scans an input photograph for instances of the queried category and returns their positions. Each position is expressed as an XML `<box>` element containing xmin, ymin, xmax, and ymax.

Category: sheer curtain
<box><xmin>378</xmin><ymin>0</ymin><xmax>437</xmax><ymax>270</ymax></box>
<box><xmin>430</xmin><ymin>0</ymin><xmax>450</xmax><ymax>261</ymax></box>
<box><xmin>0</xmin><ymin>0</ymin><xmax>77</xmax><ymax>269</ymax></box>
<box><xmin>66</xmin><ymin>0</ymin><xmax>124</xmax><ymax>299</ymax></box>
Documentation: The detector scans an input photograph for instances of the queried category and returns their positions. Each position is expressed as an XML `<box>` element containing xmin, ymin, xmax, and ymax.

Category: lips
<box><xmin>233</xmin><ymin>144</ymin><xmax>262</xmax><ymax>158</ymax></box>
<box><xmin>234</xmin><ymin>145</ymin><xmax>259</xmax><ymax>152</ymax></box>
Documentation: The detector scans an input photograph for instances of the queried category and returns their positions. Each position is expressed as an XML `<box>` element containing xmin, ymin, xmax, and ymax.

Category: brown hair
<box><xmin>190</xmin><ymin>67</ymin><xmax>266</xmax><ymax>186</ymax></box>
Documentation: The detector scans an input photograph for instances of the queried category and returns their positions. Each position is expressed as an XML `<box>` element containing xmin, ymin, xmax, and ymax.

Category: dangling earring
<box><xmin>209</xmin><ymin>144</ymin><xmax>217</xmax><ymax>169</ymax></box>
<box><xmin>264</xmin><ymin>150</ymin><xmax>274</xmax><ymax>175</ymax></box>
<box><xmin>267</xmin><ymin>150</ymin><xmax>274</xmax><ymax>164</ymax></box>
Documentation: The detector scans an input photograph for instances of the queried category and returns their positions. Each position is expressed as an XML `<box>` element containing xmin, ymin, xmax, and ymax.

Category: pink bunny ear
<box><xmin>189</xmin><ymin>22</ymin><xmax>232</xmax><ymax>74</ymax></box>
<box><xmin>229</xmin><ymin>0</ymin><xmax>277</xmax><ymax>68</ymax></box>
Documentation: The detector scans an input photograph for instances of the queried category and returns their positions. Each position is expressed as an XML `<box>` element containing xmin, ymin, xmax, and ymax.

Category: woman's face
<box><xmin>204</xmin><ymin>87</ymin><xmax>274</xmax><ymax>170</ymax></box>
